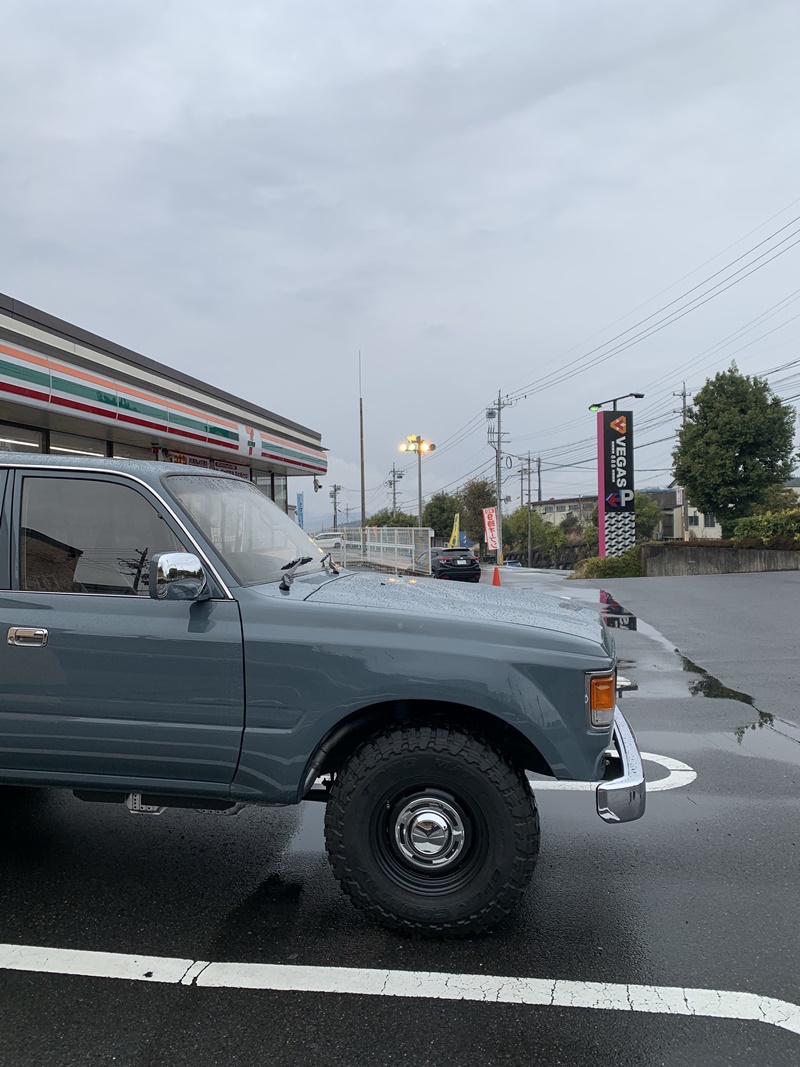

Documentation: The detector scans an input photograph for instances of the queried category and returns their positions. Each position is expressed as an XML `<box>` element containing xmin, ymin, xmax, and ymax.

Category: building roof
<box><xmin>0</xmin><ymin>291</ymin><xmax>321</xmax><ymax>447</ymax></box>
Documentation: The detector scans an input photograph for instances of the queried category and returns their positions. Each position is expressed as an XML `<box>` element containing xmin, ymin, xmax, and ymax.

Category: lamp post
<box><xmin>399</xmin><ymin>435</ymin><xmax>436</xmax><ymax>527</ymax></box>
<box><xmin>588</xmin><ymin>392</ymin><xmax>645</xmax><ymax>412</ymax></box>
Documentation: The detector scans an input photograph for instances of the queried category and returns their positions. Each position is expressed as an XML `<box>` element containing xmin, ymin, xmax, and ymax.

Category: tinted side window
<box><xmin>19</xmin><ymin>477</ymin><xmax>185</xmax><ymax>595</ymax></box>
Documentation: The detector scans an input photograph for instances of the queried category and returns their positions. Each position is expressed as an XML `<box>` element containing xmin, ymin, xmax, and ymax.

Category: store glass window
<box><xmin>112</xmin><ymin>441</ymin><xmax>155</xmax><ymax>461</ymax></box>
<box><xmin>273</xmin><ymin>474</ymin><xmax>288</xmax><ymax>512</ymax></box>
<box><xmin>49</xmin><ymin>431</ymin><xmax>107</xmax><ymax>458</ymax></box>
<box><xmin>253</xmin><ymin>473</ymin><xmax>274</xmax><ymax>499</ymax></box>
<box><xmin>0</xmin><ymin>423</ymin><xmax>44</xmax><ymax>453</ymax></box>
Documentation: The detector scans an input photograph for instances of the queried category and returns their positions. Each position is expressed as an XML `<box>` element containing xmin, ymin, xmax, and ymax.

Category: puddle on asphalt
<box><xmin>560</xmin><ymin>588</ymin><xmax>639</xmax><ymax>630</ymax></box>
<box><xmin>674</xmin><ymin>651</ymin><xmax>783</xmax><ymax>744</ymax></box>
<box><xmin>678</xmin><ymin>654</ymin><xmax>755</xmax><ymax>706</ymax></box>
<box><xmin>286</xmin><ymin>801</ymin><xmax>326</xmax><ymax>853</ymax></box>
<box><xmin>577</xmin><ymin>588</ymin><xmax>785</xmax><ymax>748</ymax></box>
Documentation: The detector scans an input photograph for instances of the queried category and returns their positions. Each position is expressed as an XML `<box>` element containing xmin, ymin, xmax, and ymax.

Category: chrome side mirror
<box><xmin>149</xmin><ymin>552</ymin><xmax>209</xmax><ymax>601</ymax></box>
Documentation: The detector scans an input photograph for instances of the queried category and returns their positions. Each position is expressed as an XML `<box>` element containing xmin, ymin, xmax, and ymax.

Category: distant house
<box><xmin>533</xmin><ymin>496</ymin><xmax>596</xmax><ymax>527</ymax></box>
<box><xmin>532</xmin><ymin>479</ymin><xmax>799</xmax><ymax>541</ymax></box>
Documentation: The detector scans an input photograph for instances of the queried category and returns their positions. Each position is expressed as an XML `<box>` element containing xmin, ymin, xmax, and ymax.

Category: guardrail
<box><xmin>340</xmin><ymin>527</ymin><xmax>434</xmax><ymax>575</ymax></box>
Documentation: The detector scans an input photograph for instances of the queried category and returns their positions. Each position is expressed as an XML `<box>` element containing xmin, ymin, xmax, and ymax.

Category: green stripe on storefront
<box><xmin>117</xmin><ymin>396</ymin><xmax>170</xmax><ymax>423</ymax></box>
<box><xmin>0</xmin><ymin>359</ymin><xmax>50</xmax><ymax>388</ymax></box>
<box><xmin>264</xmin><ymin>443</ymin><xmax>321</xmax><ymax>463</ymax></box>
<box><xmin>169</xmin><ymin>411</ymin><xmax>238</xmax><ymax>441</ymax></box>
<box><xmin>51</xmin><ymin>376</ymin><xmax>116</xmax><ymax>407</ymax></box>
<box><xmin>206</xmin><ymin>424</ymin><xmax>239</xmax><ymax>441</ymax></box>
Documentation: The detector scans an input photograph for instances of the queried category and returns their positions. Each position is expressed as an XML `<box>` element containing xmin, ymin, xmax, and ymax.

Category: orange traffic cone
<box><xmin>492</xmin><ymin>566</ymin><xmax>501</xmax><ymax>587</ymax></box>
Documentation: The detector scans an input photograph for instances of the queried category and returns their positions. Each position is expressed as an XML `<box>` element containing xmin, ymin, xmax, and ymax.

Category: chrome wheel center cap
<box><xmin>394</xmin><ymin>797</ymin><xmax>466</xmax><ymax>869</ymax></box>
<box><xmin>408</xmin><ymin>811</ymin><xmax>450</xmax><ymax>855</ymax></box>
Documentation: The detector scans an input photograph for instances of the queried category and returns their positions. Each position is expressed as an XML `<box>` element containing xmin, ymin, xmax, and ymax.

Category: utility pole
<box><xmin>674</xmin><ymin>382</ymin><xmax>690</xmax><ymax>539</ymax></box>
<box><xmin>526</xmin><ymin>451</ymin><xmax>533</xmax><ymax>569</ymax></box>
<box><xmin>386</xmin><ymin>464</ymin><xmax>404</xmax><ymax>517</ymax></box>
<box><xmin>330</xmin><ymin>484</ymin><xmax>342</xmax><ymax>530</ymax></box>
<box><xmin>359</xmin><ymin>352</ymin><xmax>366</xmax><ymax>528</ymax></box>
<box><xmin>487</xmin><ymin>390</ymin><xmax>513</xmax><ymax>565</ymax></box>
<box><xmin>536</xmin><ymin>456</ymin><xmax>542</xmax><ymax>503</ymax></box>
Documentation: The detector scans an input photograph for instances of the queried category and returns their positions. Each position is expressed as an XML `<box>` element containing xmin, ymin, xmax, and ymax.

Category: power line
<box><xmin>506</xmin><ymin>223</ymin><xmax>800</xmax><ymax>404</ymax></box>
<box><xmin>499</xmin><ymin>195</ymin><xmax>800</xmax><ymax>398</ymax></box>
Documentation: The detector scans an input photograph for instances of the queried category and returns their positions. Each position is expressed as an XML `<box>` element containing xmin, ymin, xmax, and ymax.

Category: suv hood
<box><xmin>304</xmin><ymin>572</ymin><xmax>610</xmax><ymax>650</ymax></box>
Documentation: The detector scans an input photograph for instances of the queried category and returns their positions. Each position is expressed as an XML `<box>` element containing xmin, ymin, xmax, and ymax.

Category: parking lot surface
<box><xmin>2</xmin><ymin>570</ymin><xmax>798</xmax><ymax>1066</ymax></box>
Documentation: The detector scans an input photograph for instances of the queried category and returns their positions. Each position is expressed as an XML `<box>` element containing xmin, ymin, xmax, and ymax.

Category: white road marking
<box><xmin>0</xmin><ymin>943</ymin><xmax>193</xmax><ymax>983</ymax></box>
<box><xmin>0</xmin><ymin>944</ymin><xmax>797</xmax><ymax>1037</ymax></box>
<box><xmin>529</xmin><ymin>751</ymin><xmax>696</xmax><ymax>792</ymax></box>
<box><xmin>640</xmin><ymin>752</ymin><xmax>698</xmax><ymax>793</ymax></box>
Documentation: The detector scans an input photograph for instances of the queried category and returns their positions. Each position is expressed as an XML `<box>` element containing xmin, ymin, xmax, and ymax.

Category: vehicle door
<box><xmin>0</xmin><ymin>468</ymin><xmax>244</xmax><ymax>789</ymax></box>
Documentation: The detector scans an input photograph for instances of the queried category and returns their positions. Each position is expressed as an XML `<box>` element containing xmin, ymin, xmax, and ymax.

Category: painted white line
<box><xmin>1</xmin><ymin>944</ymin><xmax>798</xmax><ymax>1037</ymax></box>
<box><xmin>180</xmin><ymin>960</ymin><xmax>211</xmax><ymax>986</ymax></box>
<box><xmin>640</xmin><ymin>752</ymin><xmax>697</xmax><ymax>793</ymax></box>
<box><xmin>529</xmin><ymin>752</ymin><xmax>696</xmax><ymax>793</ymax></box>
<box><xmin>0</xmin><ymin>943</ymin><xmax>192</xmax><ymax>983</ymax></box>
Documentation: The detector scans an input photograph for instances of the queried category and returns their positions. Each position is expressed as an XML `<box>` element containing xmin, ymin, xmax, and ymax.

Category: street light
<box><xmin>399</xmin><ymin>435</ymin><xmax>436</xmax><ymax>527</ymax></box>
<box><xmin>589</xmin><ymin>392</ymin><xmax>645</xmax><ymax>412</ymax></box>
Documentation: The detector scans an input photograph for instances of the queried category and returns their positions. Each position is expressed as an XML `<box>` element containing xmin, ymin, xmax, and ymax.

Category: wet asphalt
<box><xmin>1</xmin><ymin>570</ymin><xmax>799</xmax><ymax>1067</ymax></box>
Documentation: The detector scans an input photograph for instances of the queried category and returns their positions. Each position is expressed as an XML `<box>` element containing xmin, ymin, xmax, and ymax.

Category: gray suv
<box><xmin>0</xmin><ymin>455</ymin><xmax>645</xmax><ymax>936</ymax></box>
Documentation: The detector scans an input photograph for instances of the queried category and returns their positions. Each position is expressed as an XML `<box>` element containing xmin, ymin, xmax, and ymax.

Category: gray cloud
<box><xmin>2</xmin><ymin>0</ymin><xmax>799</xmax><ymax>517</ymax></box>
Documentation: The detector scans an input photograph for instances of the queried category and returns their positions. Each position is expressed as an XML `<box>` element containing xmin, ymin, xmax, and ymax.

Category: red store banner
<box><xmin>482</xmin><ymin>506</ymin><xmax>499</xmax><ymax>551</ymax></box>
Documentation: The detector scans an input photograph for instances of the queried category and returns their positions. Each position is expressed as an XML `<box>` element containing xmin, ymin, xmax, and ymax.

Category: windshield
<box><xmin>165</xmin><ymin>475</ymin><xmax>324</xmax><ymax>585</ymax></box>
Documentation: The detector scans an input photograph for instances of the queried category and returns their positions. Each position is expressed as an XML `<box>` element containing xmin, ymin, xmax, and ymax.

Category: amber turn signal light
<box><xmin>587</xmin><ymin>673</ymin><xmax>616</xmax><ymax>728</ymax></box>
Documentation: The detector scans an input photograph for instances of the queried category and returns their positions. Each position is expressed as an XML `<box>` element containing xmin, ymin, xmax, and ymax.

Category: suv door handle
<box><xmin>7</xmin><ymin>627</ymin><xmax>49</xmax><ymax>647</ymax></box>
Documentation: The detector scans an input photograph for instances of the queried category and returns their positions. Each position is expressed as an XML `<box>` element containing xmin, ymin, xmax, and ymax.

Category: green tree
<box><xmin>634</xmin><ymin>491</ymin><xmax>663</xmax><ymax>541</ymax></box>
<box><xmin>503</xmin><ymin>506</ymin><xmax>533</xmax><ymax>553</ymax></box>
<box><xmin>422</xmin><ymin>492</ymin><xmax>461</xmax><ymax>539</ymax></box>
<box><xmin>673</xmin><ymin>365</ymin><xmax>796</xmax><ymax>538</ymax></box>
<box><xmin>757</xmin><ymin>484</ymin><xmax>799</xmax><ymax>513</ymax></box>
<box><xmin>559</xmin><ymin>512</ymin><xmax>582</xmax><ymax>540</ymax></box>
<box><xmin>458</xmin><ymin>478</ymin><xmax>497</xmax><ymax>541</ymax></box>
<box><xmin>503</xmin><ymin>507</ymin><xmax>567</xmax><ymax>557</ymax></box>
<box><xmin>367</xmin><ymin>507</ymin><xmax>416</xmax><ymax>527</ymax></box>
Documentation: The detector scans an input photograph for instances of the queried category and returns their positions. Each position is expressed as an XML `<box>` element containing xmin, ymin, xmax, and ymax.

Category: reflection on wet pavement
<box><xmin>598</xmin><ymin>590</ymin><xmax>637</xmax><ymax>630</ymax></box>
<box><xmin>678</xmin><ymin>654</ymin><xmax>756</xmax><ymax>705</ymax></box>
<box><xmin>572</xmin><ymin>585</ymin><xmax>789</xmax><ymax>751</ymax></box>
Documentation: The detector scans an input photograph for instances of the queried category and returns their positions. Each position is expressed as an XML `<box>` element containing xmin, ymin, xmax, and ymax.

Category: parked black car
<box><xmin>430</xmin><ymin>546</ymin><xmax>481</xmax><ymax>582</ymax></box>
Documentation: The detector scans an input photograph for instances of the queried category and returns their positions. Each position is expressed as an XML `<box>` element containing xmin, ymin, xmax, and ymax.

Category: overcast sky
<box><xmin>2</xmin><ymin>0</ymin><xmax>799</xmax><ymax>527</ymax></box>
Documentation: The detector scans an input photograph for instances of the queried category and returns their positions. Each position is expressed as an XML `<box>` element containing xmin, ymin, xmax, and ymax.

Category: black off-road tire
<box><xmin>324</xmin><ymin>721</ymin><xmax>540</xmax><ymax>936</ymax></box>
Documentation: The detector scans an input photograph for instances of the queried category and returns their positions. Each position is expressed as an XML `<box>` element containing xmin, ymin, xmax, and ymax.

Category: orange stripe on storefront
<box><xmin>0</xmin><ymin>341</ymin><xmax>237</xmax><ymax>430</ymax></box>
<box><xmin>259</xmin><ymin>430</ymin><xmax>325</xmax><ymax>459</ymax></box>
<box><xmin>0</xmin><ymin>342</ymin><xmax>50</xmax><ymax>369</ymax></box>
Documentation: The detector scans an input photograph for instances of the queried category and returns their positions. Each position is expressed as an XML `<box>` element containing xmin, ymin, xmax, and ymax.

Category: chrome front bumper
<box><xmin>595</xmin><ymin>708</ymin><xmax>646</xmax><ymax>823</ymax></box>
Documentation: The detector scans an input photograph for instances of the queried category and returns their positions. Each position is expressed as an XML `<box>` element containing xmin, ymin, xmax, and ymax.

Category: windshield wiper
<box><xmin>321</xmin><ymin>552</ymin><xmax>340</xmax><ymax>576</ymax></box>
<box><xmin>279</xmin><ymin>556</ymin><xmax>314</xmax><ymax>591</ymax></box>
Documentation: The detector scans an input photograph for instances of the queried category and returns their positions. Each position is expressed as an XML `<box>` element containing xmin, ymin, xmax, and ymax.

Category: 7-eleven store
<box><xmin>0</xmin><ymin>293</ymin><xmax>327</xmax><ymax>509</ymax></box>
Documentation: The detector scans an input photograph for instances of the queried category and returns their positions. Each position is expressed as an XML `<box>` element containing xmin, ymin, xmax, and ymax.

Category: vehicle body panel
<box><xmin>0</xmin><ymin>455</ymin><xmax>625</xmax><ymax>812</ymax></box>
<box><xmin>0</xmin><ymin>462</ymin><xmax>245</xmax><ymax>788</ymax></box>
<box><xmin>231</xmin><ymin>573</ymin><xmax>614</xmax><ymax>802</ymax></box>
